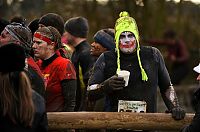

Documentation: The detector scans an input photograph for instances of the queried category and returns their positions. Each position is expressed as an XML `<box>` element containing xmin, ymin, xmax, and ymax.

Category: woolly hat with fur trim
<box><xmin>64</xmin><ymin>17</ymin><xmax>89</xmax><ymax>38</ymax></box>
<box><xmin>0</xmin><ymin>43</ymin><xmax>26</xmax><ymax>72</ymax></box>
<box><xmin>38</xmin><ymin>13</ymin><xmax>64</xmax><ymax>35</ymax></box>
<box><xmin>93</xmin><ymin>28</ymin><xmax>115</xmax><ymax>50</ymax></box>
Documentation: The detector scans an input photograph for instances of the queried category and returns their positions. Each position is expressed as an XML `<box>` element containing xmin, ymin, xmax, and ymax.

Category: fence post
<box><xmin>47</xmin><ymin>112</ymin><xmax>194</xmax><ymax>131</ymax></box>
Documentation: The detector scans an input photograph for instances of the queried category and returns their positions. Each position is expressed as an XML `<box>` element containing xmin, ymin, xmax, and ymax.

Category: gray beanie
<box><xmin>93</xmin><ymin>28</ymin><xmax>115</xmax><ymax>50</ymax></box>
<box><xmin>64</xmin><ymin>17</ymin><xmax>89</xmax><ymax>38</ymax></box>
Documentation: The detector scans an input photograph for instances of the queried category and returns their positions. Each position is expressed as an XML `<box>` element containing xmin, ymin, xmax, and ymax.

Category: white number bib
<box><xmin>118</xmin><ymin>100</ymin><xmax>147</xmax><ymax>113</ymax></box>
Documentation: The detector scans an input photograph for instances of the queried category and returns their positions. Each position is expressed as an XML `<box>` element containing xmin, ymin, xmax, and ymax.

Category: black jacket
<box><xmin>0</xmin><ymin>90</ymin><xmax>48</xmax><ymax>132</ymax></box>
<box><xmin>181</xmin><ymin>87</ymin><xmax>200</xmax><ymax>132</ymax></box>
<box><xmin>71</xmin><ymin>40</ymin><xmax>95</xmax><ymax>111</ymax></box>
<box><xmin>88</xmin><ymin>46</ymin><xmax>178</xmax><ymax>112</ymax></box>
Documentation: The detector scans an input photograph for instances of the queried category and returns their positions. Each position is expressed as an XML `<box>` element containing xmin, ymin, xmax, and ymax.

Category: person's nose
<box><xmin>124</xmin><ymin>36</ymin><xmax>131</xmax><ymax>43</ymax></box>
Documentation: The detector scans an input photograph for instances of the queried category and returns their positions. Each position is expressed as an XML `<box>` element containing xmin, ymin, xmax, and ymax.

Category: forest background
<box><xmin>0</xmin><ymin>0</ymin><xmax>200</xmax><ymax>84</ymax></box>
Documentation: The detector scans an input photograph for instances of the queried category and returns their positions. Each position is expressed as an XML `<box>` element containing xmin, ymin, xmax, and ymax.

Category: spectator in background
<box><xmin>32</xmin><ymin>26</ymin><xmax>77</xmax><ymax>112</ymax></box>
<box><xmin>64</xmin><ymin>16</ymin><xmax>95</xmax><ymax>111</ymax></box>
<box><xmin>91</xmin><ymin>28</ymin><xmax>115</xmax><ymax>60</ymax></box>
<box><xmin>88</xmin><ymin>28</ymin><xmax>115</xmax><ymax>111</ymax></box>
<box><xmin>88</xmin><ymin>11</ymin><xmax>185</xmax><ymax>132</ymax></box>
<box><xmin>38</xmin><ymin>13</ymin><xmax>73</xmax><ymax>59</ymax></box>
<box><xmin>0</xmin><ymin>43</ymin><xmax>47</xmax><ymax>132</ymax></box>
<box><xmin>144</xmin><ymin>29</ymin><xmax>189</xmax><ymax>85</ymax></box>
<box><xmin>38</xmin><ymin>13</ymin><xmax>64</xmax><ymax>36</ymax></box>
<box><xmin>181</xmin><ymin>63</ymin><xmax>200</xmax><ymax>132</ymax></box>
<box><xmin>0</xmin><ymin>22</ymin><xmax>45</xmax><ymax>97</ymax></box>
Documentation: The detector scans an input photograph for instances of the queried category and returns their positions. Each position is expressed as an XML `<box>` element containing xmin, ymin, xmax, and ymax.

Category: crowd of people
<box><xmin>0</xmin><ymin>11</ymin><xmax>199</xmax><ymax>132</ymax></box>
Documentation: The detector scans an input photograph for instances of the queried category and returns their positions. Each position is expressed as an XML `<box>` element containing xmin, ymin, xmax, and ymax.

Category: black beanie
<box><xmin>28</xmin><ymin>18</ymin><xmax>39</xmax><ymax>34</ymax></box>
<box><xmin>0</xmin><ymin>43</ymin><xmax>26</xmax><ymax>72</ymax></box>
<box><xmin>38</xmin><ymin>13</ymin><xmax>64</xmax><ymax>35</ymax></box>
<box><xmin>64</xmin><ymin>17</ymin><xmax>89</xmax><ymax>38</ymax></box>
<box><xmin>93</xmin><ymin>28</ymin><xmax>115</xmax><ymax>50</ymax></box>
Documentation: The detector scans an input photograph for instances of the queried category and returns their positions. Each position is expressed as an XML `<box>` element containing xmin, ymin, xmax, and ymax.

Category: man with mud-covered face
<box><xmin>87</xmin><ymin>12</ymin><xmax>185</xmax><ymax>132</ymax></box>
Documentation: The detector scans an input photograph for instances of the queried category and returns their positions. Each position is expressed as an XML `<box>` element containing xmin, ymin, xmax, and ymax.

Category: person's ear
<box><xmin>49</xmin><ymin>42</ymin><xmax>55</xmax><ymax>50</ymax></box>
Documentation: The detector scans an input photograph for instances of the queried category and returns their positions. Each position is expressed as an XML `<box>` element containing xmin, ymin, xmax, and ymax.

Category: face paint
<box><xmin>119</xmin><ymin>31</ymin><xmax>137</xmax><ymax>54</ymax></box>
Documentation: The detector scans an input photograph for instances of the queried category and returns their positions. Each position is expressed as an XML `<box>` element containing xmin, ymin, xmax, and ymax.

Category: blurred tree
<box><xmin>21</xmin><ymin>0</ymin><xmax>44</xmax><ymax>15</ymax></box>
<box><xmin>0</xmin><ymin>0</ymin><xmax>9</xmax><ymax>18</ymax></box>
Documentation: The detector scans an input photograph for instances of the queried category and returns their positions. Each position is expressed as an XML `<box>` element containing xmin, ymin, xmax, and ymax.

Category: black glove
<box><xmin>171</xmin><ymin>107</ymin><xmax>185</xmax><ymax>120</ymax></box>
<box><xmin>190</xmin><ymin>87</ymin><xmax>200</xmax><ymax>112</ymax></box>
<box><xmin>101</xmin><ymin>75</ymin><xmax>125</xmax><ymax>94</ymax></box>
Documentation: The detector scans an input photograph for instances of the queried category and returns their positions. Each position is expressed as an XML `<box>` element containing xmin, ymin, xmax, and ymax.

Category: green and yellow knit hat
<box><xmin>114</xmin><ymin>11</ymin><xmax>148</xmax><ymax>81</ymax></box>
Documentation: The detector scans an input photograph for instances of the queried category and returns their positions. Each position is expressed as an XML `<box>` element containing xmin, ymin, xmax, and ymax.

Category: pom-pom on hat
<box><xmin>115</xmin><ymin>11</ymin><xmax>140</xmax><ymax>48</ymax></box>
<box><xmin>114</xmin><ymin>11</ymin><xmax>148</xmax><ymax>81</ymax></box>
<box><xmin>93</xmin><ymin>28</ymin><xmax>115</xmax><ymax>50</ymax></box>
<box><xmin>0</xmin><ymin>43</ymin><xmax>26</xmax><ymax>72</ymax></box>
<box><xmin>64</xmin><ymin>17</ymin><xmax>89</xmax><ymax>38</ymax></box>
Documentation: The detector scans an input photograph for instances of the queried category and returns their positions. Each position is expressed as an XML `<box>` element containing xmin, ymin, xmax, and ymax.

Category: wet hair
<box><xmin>35</xmin><ymin>26</ymin><xmax>62</xmax><ymax>50</ymax></box>
<box><xmin>0</xmin><ymin>71</ymin><xmax>35</xmax><ymax>126</ymax></box>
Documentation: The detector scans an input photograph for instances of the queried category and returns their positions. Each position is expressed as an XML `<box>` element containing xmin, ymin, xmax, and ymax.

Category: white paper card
<box><xmin>118</xmin><ymin>100</ymin><xmax>147</xmax><ymax>113</ymax></box>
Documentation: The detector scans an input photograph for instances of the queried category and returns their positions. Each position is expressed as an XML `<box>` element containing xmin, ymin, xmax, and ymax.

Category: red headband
<box><xmin>34</xmin><ymin>33</ymin><xmax>52</xmax><ymax>44</ymax></box>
